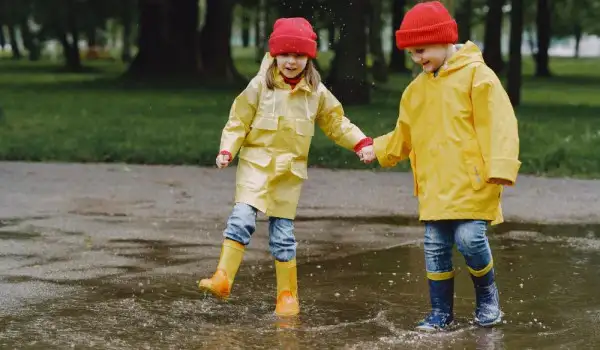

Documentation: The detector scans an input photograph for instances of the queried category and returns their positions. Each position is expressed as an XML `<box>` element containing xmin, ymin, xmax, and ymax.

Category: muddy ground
<box><xmin>0</xmin><ymin>162</ymin><xmax>599</xmax><ymax>348</ymax></box>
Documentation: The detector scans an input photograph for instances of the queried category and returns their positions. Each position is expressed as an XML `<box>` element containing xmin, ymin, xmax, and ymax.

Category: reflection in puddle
<box><xmin>0</xmin><ymin>221</ymin><xmax>599</xmax><ymax>348</ymax></box>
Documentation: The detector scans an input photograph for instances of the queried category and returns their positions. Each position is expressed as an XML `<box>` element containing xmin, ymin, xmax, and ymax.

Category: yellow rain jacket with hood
<box><xmin>374</xmin><ymin>41</ymin><xmax>521</xmax><ymax>224</ymax></box>
<box><xmin>219</xmin><ymin>53</ymin><xmax>367</xmax><ymax>219</ymax></box>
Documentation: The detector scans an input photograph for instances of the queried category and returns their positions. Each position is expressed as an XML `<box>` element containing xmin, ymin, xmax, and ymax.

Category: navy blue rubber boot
<box><xmin>416</xmin><ymin>278</ymin><xmax>454</xmax><ymax>332</ymax></box>
<box><xmin>472</xmin><ymin>268</ymin><xmax>502</xmax><ymax>327</ymax></box>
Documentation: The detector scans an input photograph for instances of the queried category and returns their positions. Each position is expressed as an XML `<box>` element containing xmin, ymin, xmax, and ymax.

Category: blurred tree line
<box><xmin>1</xmin><ymin>0</ymin><xmax>600</xmax><ymax>106</ymax></box>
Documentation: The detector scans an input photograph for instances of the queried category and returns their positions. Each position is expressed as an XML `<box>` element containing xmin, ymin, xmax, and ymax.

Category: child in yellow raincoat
<box><xmin>365</xmin><ymin>1</ymin><xmax>520</xmax><ymax>331</ymax></box>
<box><xmin>198</xmin><ymin>17</ymin><xmax>375</xmax><ymax>317</ymax></box>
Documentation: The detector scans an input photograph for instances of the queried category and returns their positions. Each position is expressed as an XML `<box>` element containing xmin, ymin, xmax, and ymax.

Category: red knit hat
<box><xmin>269</xmin><ymin>17</ymin><xmax>317</xmax><ymax>58</ymax></box>
<box><xmin>395</xmin><ymin>1</ymin><xmax>458</xmax><ymax>49</ymax></box>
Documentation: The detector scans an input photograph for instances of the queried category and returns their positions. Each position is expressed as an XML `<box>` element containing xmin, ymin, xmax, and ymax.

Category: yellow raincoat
<box><xmin>220</xmin><ymin>54</ymin><xmax>367</xmax><ymax>219</ymax></box>
<box><xmin>374</xmin><ymin>41</ymin><xmax>520</xmax><ymax>224</ymax></box>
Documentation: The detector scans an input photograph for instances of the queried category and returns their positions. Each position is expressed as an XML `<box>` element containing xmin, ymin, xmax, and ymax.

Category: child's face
<box><xmin>406</xmin><ymin>45</ymin><xmax>451</xmax><ymax>73</ymax></box>
<box><xmin>276</xmin><ymin>54</ymin><xmax>308</xmax><ymax>78</ymax></box>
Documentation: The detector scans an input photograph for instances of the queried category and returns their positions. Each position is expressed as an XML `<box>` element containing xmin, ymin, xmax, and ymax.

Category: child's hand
<box><xmin>216</xmin><ymin>151</ymin><xmax>232</xmax><ymax>169</ymax></box>
<box><xmin>488</xmin><ymin>178</ymin><xmax>512</xmax><ymax>186</ymax></box>
<box><xmin>357</xmin><ymin>145</ymin><xmax>376</xmax><ymax>164</ymax></box>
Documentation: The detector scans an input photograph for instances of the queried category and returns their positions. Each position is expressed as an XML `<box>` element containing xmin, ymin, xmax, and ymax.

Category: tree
<box><xmin>240</xmin><ymin>6</ymin><xmax>251</xmax><ymax>47</ymax></box>
<box><xmin>120</xmin><ymin>0</ymin><xmax>135</xmax><ymax>62</ymax></box>
<box><xmin>551</xmin><ymin>0</ymin><xmax>600</xmax><ymax>59</ymax></box>
<box><xmin>0</xmin><ymin>21</ymin><xmax>5</xmax><ymax>49</ymax></box>
<box><xmin>0</xmin><ymin>0</ymin><xmax>23</xmax><ymax>59</ymax></box>
<box><xmin>127</xmin><ymin>0</ymin><xmax>200</xmax><ymax>77</ymax></box>
<box><xmin>369</xmin><ymin>0</ymin><xmax>388</xmax><ymax>82</ymax></box>
<box><xmin>455</xmin><ymin>0</ymin><xmax>472</xmax><ymax>42</ymax></box>
<box><xmin>6</xmin><ymin>24</ymin><xmax>22</xmax><ymax>59</ymax></box>
<box><xmin>483</xmin><ymin>0</ymin><xmax>505</xmax><ymax>73</ymax></box>
<box><xmin>507</xmin><ymin>0</ymin><xmax>523</xmax><ymax>106</ymax></box>
<box><xmin>328</xmin><ymin>0</ymin><xmax>370</xmax><ymax>105</ymax></box>
<box><xmin>200</xmin><ymin>0</ymin><xmax>245</xmax><ymax>82</ymax></box>
<box><xmin>535</xmin><ymin>0</ymin><xmax>551</xmax><ymax>77</ymax></box>
<box><xmin>389</xmin><ymin>0</ymin><xmax>409</xmax><ymax>73</ymax></box>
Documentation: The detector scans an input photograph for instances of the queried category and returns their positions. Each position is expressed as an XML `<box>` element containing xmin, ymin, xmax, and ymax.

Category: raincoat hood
<box><xmin>437</xmin><ymin>41</ymin><xmax>484</xmax><ymax>76</ymax></box>
<box><xmin>258</xmin><ymin>52</ymin><xmax>274</xmax><ymax>76</ymax></box>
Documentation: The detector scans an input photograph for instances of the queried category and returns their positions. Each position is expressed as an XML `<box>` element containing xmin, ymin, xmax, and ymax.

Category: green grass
<box><xmin>0</xmin><ymin>48</ymin><xmax>599</xmax><ymax>178</ymax></box>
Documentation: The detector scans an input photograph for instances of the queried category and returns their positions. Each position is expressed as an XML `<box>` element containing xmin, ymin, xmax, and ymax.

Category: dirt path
<box><xmin>1</xmin><ymin>162</ymin><xmax>598</xmax><ymax>225</ymax></box>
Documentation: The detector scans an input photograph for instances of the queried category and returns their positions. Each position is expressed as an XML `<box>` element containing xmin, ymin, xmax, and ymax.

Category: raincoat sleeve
<box><xmin>219</xmin><ymin>76</ymin><xmax>262</xmax><ymax>159</ymax></box>
<box><xmin>373</xmin><ymin>91</ymin><xmax>412</xmax><ymax>168</ymax></box>
<box><xmin>472</xmin><ymin>65</ymin><xmax>521</xmax><ymax>185</ymax></box>
<box><xmin>315</xmin><ymin>87</ymin><xmax>367</xmax><ymax>151</ymax></box>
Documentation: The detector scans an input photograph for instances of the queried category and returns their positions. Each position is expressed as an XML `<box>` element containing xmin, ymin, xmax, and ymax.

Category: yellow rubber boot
<box><xmin>198</xmin><ymin>239</ymin><xmax>245</xmax><ymax>300</ymax></box>
<box><xmin>275</xmin><ymin>259</ymin><xmax>300</xmax><ymax>317</ymax></box>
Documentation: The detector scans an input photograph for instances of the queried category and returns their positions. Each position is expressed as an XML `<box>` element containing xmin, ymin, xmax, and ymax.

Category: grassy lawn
<box><xmin>0</xmin><ymin>48</ymin><xmax>599</xmax><ymax>178</ymax></box>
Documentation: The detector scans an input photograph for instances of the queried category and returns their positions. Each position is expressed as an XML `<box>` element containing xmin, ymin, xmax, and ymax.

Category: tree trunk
<box><xmin>86</xmin><ymin>27</ymin><xmax>97</xmax><ymax>47</ymax></box>
<box><xmin>483</xmin><ymin>0</ymin><xmax>505</xmax><ymax>73</ymax></box>
<box><xmin>526</xmin><ymin>26</ymin><xmax>536</xmax><ymax>57</ymax></box>
<box><xmin>255</xmin><ymin>0</ymin><xmax>272</xmax><ymax>63</ymax></box>
<box><xmin>241</xmin><ymin>8</ymin><xmax>250</xmax><ymax>47</ymax></box>
<box><xmin>200</xmin><ymin>0</ymin><xmax>245</xmax><ymax>83</ymax></box>
<box><xmin>19</xmin><ymin>19</ymin><xmax>41</xmax><ymax>61</ymax></box>
<box><xmin>535</xmin><ymin>0</ymin><xmax>551</xmax><ymax>77</ymax></box>
<box><xmin>327</xmin><ymin>21</ymin><xmax>336</xmax><ymax>50</ymax></box>
<box><xmin>121</xmin><ymin>0</ymin><xmax>134</xmax><ymax>62</ymax></box>
<box><xmin>507</xmin><ymin>0</ymin><xmax>523</xmax><ymax>106</ymax></box>
<box><xmin>573</xmin><ymin>24</ymin><xmax>582</xmax><ymax>59</ymax></box>
<box><xmin>64</xmin><ymin>0</ymin><xmax>82</xmax><ymax>70</ymax></box>
<box><xmin>327</xmin><ymin>0</ymin><xmax>370</xmax><ymax>105</ymax></box>
<box><xmin>369</xmin><ymin>0</ymin><xmax>388</xmax><ymax>82</ymax></box>
<box><xmin>455</xmin><ymin>0</ymin><xmax>472</xmax><ymax>42</ymax></box>
<box><xmin>127</xmin><ymin>0</ymin><xmax>200</xmax><ymax>77</ymax></box>
<box><xmin>0</xmin><ymin>23</ymin><xmax>6</xmax><ymax>48</ymax></box>
<box><xmin>7</xmin><ymin>24</ymin><xmax>21</xmax><ymax>59</ymax></box>
<box><xmin>389</xmin><ymin>0</ymin><xmax>409</xmax><ymax>73</ymax></box>
<box><xmin>254</xmin><ymin>6</ymin><xmax>260</xmax><ymax>52</ymax></box>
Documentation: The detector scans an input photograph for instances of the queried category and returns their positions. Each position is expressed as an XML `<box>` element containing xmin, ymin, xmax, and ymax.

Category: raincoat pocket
<box><xmin>251</xmin><ymin>117</ymin><xmax>279</xmax><ymax>131</ymax></box>
<box><xmin>462</xmin><ymin>139</ymin><xmax>486</xmax><ymax>191</ymax></box>
<box><xmin>290</xmin><ymin>159</ymin><xmax>308</xmax><ymax>179</ymax></box>
<box><xmin>295</xmin><ymin>119</ymin><xmax>315</xmax><ymax>137</ymax></box>
<box><xmin>408</xmin><ymin>150</ymin><xmax>418</xmax><ymax>197</ymax></box>
<box><xmin>238</xmin><ymin>147</ymin><xmax>272</xmax><ymax>168</ymax></box>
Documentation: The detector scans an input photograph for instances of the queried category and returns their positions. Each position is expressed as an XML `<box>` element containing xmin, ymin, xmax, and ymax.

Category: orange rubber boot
<box><xmin>198</xmin><ymin>239</ymin><xmax>245</xmax><ymax>300</ymax></box>
<box><xmin>275</xmin><ymin>259</ymin><xmax>300</xmax><ymax>317</ymax></box>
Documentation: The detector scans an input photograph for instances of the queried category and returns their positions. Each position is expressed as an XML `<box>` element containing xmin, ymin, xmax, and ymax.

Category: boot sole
<box><xmin>476</xmin><ymin>312</ymin><xmax>504</xmax><ymax>327</ymax></box>
<box><xmin>415</xmin><ymin>321</ymin><xmax>454</xmax><ymax>332</ymax></box>
<box><xmin>198</xmin><ymin>283</ymin><xmax>229</xmax><ymax>301</ymax></box>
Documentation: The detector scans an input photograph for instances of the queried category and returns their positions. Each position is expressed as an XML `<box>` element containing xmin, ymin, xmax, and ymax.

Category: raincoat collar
<box><xmin>428</xmin><ymin>41</ymin><xmax>484</xmax><ymax>78</ymax></box>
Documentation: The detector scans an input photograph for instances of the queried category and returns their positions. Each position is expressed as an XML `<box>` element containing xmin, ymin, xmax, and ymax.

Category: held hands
<box><xmin>215</xmin><ymin>151</ymin><xmax>232</xmax><ymax>169</ymax></box>
<box><xmin>357</xmin><ymin>145</ymin><xmax>376</xmax><ymax>164</ymax></box>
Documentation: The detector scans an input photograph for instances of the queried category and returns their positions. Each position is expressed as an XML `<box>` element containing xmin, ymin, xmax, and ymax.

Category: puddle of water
<box><xmin>1</xmin><ymin>226</ymin><xmax>600</xmax><ymax>349</ymax></box>
<box><xmin>0</xmin><ymin>231</ymin><xmax>41</xmax><ymax>240</ymax></box>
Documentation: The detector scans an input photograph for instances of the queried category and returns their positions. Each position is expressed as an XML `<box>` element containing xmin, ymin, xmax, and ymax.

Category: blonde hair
<box><xmin>265</xmin><ymin>59</ymin><xmax>321</xmax><ymax>90</ymax></box>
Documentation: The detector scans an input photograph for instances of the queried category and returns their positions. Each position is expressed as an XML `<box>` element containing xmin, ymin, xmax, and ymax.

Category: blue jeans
<box><xmin>424</xmin><ymin>220</ymin><xmax>493</xmax><ymax>279</ymax></box>
<box><xmin>223</xmin><ymin>203</ymin><xmax>297</xmax><ymax>262</ymax></box>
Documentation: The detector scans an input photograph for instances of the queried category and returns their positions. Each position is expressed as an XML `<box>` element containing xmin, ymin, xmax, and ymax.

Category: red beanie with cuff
<box><xmin>269</xmin><ymin>17</ymin><xmax>318</xmax><ymax>58</ymax></box>
<box><xmin>395</xmin><ymin>1</ymin><xmax>458</xmax><ymax>49</ymax></box>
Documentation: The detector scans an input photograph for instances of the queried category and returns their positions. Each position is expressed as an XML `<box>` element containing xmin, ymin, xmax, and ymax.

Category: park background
<box><xmin>0</xmin><ymin>0</ymin><xmax>599</xmax><ymax>178</ymax></box>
